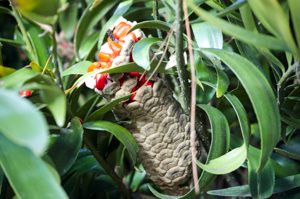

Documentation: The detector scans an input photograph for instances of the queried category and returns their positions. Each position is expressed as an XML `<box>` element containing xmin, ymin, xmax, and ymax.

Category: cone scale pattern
<box><xmin>85</xmin><ymin>17</ymin><xmax>201</xmax><ymax>196</ymax></box>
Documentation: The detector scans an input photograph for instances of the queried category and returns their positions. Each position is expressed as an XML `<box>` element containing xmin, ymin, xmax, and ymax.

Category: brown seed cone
<box><xmin>95</xmin><ymin>73</ymin><xmax>201</xmax><ymax>196</ymax></box>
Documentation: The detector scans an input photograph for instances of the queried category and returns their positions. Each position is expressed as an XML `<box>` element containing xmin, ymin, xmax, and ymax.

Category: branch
<box><xmin>83</xmin><ymin>134</ymin><xmax>131</xmax><ymax>199</ymax></box>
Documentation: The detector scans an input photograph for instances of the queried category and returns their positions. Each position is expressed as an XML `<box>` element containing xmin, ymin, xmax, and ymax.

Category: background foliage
<box><xmin>0</xmin><ymin>0</ymin><xmax>300</xmax><ymax>198</ymax></box>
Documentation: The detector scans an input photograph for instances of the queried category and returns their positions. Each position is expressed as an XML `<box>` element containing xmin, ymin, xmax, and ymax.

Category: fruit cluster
<box><xmin>85</xmin><ymin>18</ymin><xmax>151</xmax><ymax>101</ymax></box>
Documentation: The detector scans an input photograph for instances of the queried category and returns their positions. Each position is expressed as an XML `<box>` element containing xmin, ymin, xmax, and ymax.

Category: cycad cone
<box><xmin>15</xmin><ymin>0</ymin><xmax>59</xmax><ymax>16</ymax></box>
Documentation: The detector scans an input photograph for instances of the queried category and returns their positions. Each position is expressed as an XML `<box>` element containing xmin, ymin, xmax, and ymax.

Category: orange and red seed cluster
<box><xmin>86</xmin><ymin>20</ymin><xmax>153</xmax><ymax>102</ymax></box>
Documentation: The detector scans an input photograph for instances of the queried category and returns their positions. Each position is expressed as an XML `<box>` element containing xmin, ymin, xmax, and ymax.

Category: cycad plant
<box><xmin>0</xmin><ymin>0</ymin><xmax>300</xmax><ymax>198</ymax></box>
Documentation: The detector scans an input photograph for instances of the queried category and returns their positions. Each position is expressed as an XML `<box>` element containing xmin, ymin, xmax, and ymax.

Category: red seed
<box><xmin>130</xmin><ymin>92</ymin><xmax>137</xmax><ymax>101</ymax></box>
<box><xmin>78</xmin><ymin>118</ymin><xmax>83</xmax><ymax>124</ymax></box>
<box><xmin>113</xmin><ymin>22</ymin><xmax>126</xmax><ymax>38</ymax></box>
<box><xmin>96</xmin><ymin>73</ymin><xmax>107</xmax><ymax>90</ymax></box>
<box><xmin>129</xmin><ymin>72</ymin><xmax>140</xmax><ymax>77</ymax></box>
<box><xmin>20</xmin><ymin>90</ymin><xmax>31</xmax><ymax>97</ymax></box>
<box><xmin>131</xmin><ymin>86</ymin><xmax>137</xmax><ymax>93</ymax></box>
<box><xmin>118</xmin><ymin>74</ymin><xmax>126</xmax><ymax>87</ymax></box>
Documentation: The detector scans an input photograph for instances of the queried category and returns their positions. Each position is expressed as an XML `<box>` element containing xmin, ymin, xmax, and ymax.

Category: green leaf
<box><xmin>74</xmin><ymin>0</ymin><xmax>118</xmax><ymax>60</ymax></box>
<box><xmin>191</xmin><ymin>22</ymin><xmax>223</xmax><ymax>53</ymax></box>
<box><xmin>0</xmin><ymin>88</ymin><xmax>48</xmax><ymax>156</ymax></box>
<box><xmin>0</xmin><ymin>66</ymin><xmax>16</xmax><ymax>78</ymax></box>
<box><xmin>186</xmin><ymin>0</ymin><xmax>289</xmax><ymax>52</ymax></box>
<box><xmin>0</xmin><ymin>68</ymin><xmax>38</xmax><ymax>89</ymax></box>
<box><xmin>74</xmin><ymin>61</ymin><xmax>173</xmax><ymax>89</ymax></box>
<box><xmin>208</xmin><ymin>173</ymin><xmax>300</xmax><ymax>197</ymax></box>
<box><xmin>248</xmin><ymin>0</ymin><xmax>299</xmax><ymax>58</ymax></box>
<box><xmin>24</xmin><ymin>19</ymin><xmax>54</xmax><ymax>70</ymax></box>
<box><xmin>47</xmin><ymin>117</ymin><xmax>83</xmax><ymax>176</ymax></box>
<box><xmin>97</xmin><ymin>0</ymin><xmax>133</xmax><ymax>49</ymax></box>
<box><xmin>201</xmin><ymin>48</ymin><xmax>280</xmax><ymax>171</ymax></box>
<box><xmin>205</xmin><ymin>0</ymin><xmax>241</xmax><ymax>21</ymax></box>
<box><xmin>190</xmin><ymin>0</ymin><xmax>247</xmax><ymax>24</ymax></box>
<box><xmin>86</xmin><ymin>93</ymin><xmax>133</xmax><ymax>121</ymax></box>
<box><xmin>288</xmin><ymin>0</ymin><xmax>300</xmax><ymax>52</ymax></box>
<box><xmin>128</xmin><ymin>20</ymin><xmax>171</xmax><ymax>33</ymax></box>
<box><xmin>59</xmin><ymin>2</ymin><xmax>78</xmax><ymax>40</ymax></box>
<box><xmin>78</xmin><ymin>30</ymin><xmax>100</xmax><ymax>59</ymax></box>
<box><xmin>132</xmin><ymin>38</ymin><xmax>164</xmax><ymax>69</ymax></box>
<box><xmin>124</xmin><ymin>8</ymin><xmax>153</xmax><ymax>22</ymax></box>
<box><xmin>0</xmin><ymin>133</ymin><xmax>68</xmax><ymax>199</ymax></box>
<box><xmin>61</xmin><ymin>61</ymin><xmax>92</xmax><ymax>76</ymax></box>
<box><xmin>83</xmin><ymin>121</ymin><xmax>139</xmax><ymax>164</ymax></box>
<box><xmin>281</xmin><ymin>115</ymin><xmax>300</xmax><ymax>130</ymax></box>
<box><xmin>39</xmin><ymin>86</ymin><xmax>66</xmax><ymax>127</ymax></box>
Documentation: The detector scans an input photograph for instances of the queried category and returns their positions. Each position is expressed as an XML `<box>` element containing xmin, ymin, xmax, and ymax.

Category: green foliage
<box><xmin>1</xmin><ymin>0</ymin><xmax>300</xmax><ymax>198</ymax></box>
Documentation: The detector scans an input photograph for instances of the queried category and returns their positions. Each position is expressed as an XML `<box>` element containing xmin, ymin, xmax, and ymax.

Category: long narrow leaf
<box><xmin>200</xmin><ymin>49</ymin><xmax>280</xmax><ymax>171</ymax></box>
<box><xmin>186</xmin><ymin>0</ymin><xmax>289</xmax><ymax>52</ymax></box>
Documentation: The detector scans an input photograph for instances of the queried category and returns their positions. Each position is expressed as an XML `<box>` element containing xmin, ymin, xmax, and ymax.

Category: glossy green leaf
<box><xmin>59</xmin><ymin>2</ymin><xmax>78</xmax><ymax>40</ymax></box>
<box><xmin>208</xmin><ymin>173</ymin><xmax>300</xmax><ymax>197</ymax></box>
<box><xmin>47</xmin><ymin>117</ymin><xmax>83</xmax><ymax>176</ymax></box>
<box><xmin>124</xmin><ymin>8</ymin><xmax>153</xmax><ymax>22</ymax></box>
<box><xmin>97</xmin><ymin>0</ymin><xmax>132</xmax><ymax>49</ymax></box>
<box><xmin>205</xmin><ymin>0</ymin><xmax>241</xmax><ymax>21</ymax></box>
<box><xmin>73</xmin><ymin>60</ymin><xmax>173</xmax><ymax>89</ymax></box>
<box><xmin>0</xmin><ymin>133</ymin><xmax>68</xmax><ymax>199</ymax></box>
<box><xmin>248</xmin><ymin>0</ymin><xmax>299</xmax><ymax>58</ymax></box>
<box><xmin>0</xmin><ymin>88</ymin><xmax>48</xmax><ymax>156</ymax></box>
<box><xmin>0</xmin><ymin>68</ymin><xmax>38</xmax><ymax>89</ymax></box>
<box><xmin>239</xmin><ymin>4</ymin><xmax>286</xmax><ymax>73</ymax></box>
<box><xmin>128</xmin><ymin>20</ymin><xmax>171</xmax><ymax>33</ymax></box>
<box><xmin>61</xmin><ymin>61</ymin><xmax>92</xmax><ymax>76</ymax></box>
<box><xmin>190</xmin><ymin>0</ymin><xmax>247</xmax><ymax>24</ymax></box>
<box><xmin>191</xmin><ymin>22</ymin><xmax>223</xmax><ymax>53</ymax></box>
<box><xmin>86</xmin><ymin>93</ymin><xmax>132</xmax><ymax>121</ymax></box>
<box><xmin>0</xmin><ymin>66</ymin><xmax>16</xmax><ymax>78</ymax></box>
<box><xmin>74</xmin><ymin>0</ymin><xmax>117</xmax><ymax>60</ymax></box>
<box><xmin>18</xmin><ymin>8</ymin><xmax>57</xmax><ymax>25</ymax></box>
<box><xmin>186</xmin><ymin>0</ymin><xmax>289</xmax><ymax>52</ymax></box>
<box><xmin>195</xmin><ymin>59</ymin><xmax>216</xmax><ymax>104</ymax></box>
<box><xmin>78</xmin><ymin>30</ymin><xmax>100</xmax><ymax>59</ymax></box>
<box><xmin>132</xmin><ymin>38</ymin><xmax>164</xmax><ymax>69</ymax></box>
<box><xmin>24</xmin><ymin>19</ymin><xmax>54</xmax><ymax>70</ymax></box>
<box><xmin>288</xmin><ymin>0</ymin><xmax>300</xmax><ymax>52</ymax></box>
<box><xmin>247</xmin><ymin>158</ymin><xmax>258</xmax><ymax>199</ymax></box>
<box><xmin>201</xmin><ymin>48</ymin><xmax>280</xmax><ymax>171</ymax></box>
<box><xmin>281</xmin><ymin>115</ymin><xmax>300</xmax><ymax>130</ymax></box>
<box><xmin>83</xmin><ymin>121</ymin><xmax>139</xmax><ymax>164</ymax></box>
<box><xmin>214</xmin><ymin>65</ymin><xmax>229</xmax><ymax>98</ymax></box>
<box><xmin>39</xmin><ymin>86</ymin><xmax>66</xmax><ymax>127</ymax></box>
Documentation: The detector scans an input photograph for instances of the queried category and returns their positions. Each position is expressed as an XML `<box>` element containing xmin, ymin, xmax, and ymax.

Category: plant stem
<box><xmin>277</xmin><ymin>60</ymin><xmax>300</xmax><ymax>108</ymax></box>
<box><xmin>175</xmin><ymin>0</ymin><xmax>210</xmax><ymax>153</ymax></box>
<box><xmin>175</xmin><ymin>0</ymin><xmax>190</xmax><ymax>113</ymax></box>
<box><xmin>52</xmin><ymin>22</ymin><xmax>65</xmax><ymax>91</ymax></box>
<box><xmin>9</xmin><ymin>1</ymin><xmax>36</xmax><ymax>62</ymax></box>
<box><xmin>153</xmin><ymin>1</ymin><xmax>163</xmax><ymax>39</ymax></box>
<box><xmin>83</xmin><ymin>134</ymin><xmax>131</xmax><ymax>199</ymax></box>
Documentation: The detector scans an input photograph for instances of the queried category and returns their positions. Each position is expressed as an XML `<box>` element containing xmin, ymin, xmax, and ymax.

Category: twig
<box><xmin>153</xmin><ymin>1</ymin><xmax>163</xmax><ymax>39</ymax></box>
<box><xmin>52</xmin><ymin>22</ymin><xmax>65</xmax><ymax>91</ymax></box>
<box><xmin>183</xmin><ymin>0</ymin><xmax>199</xmax><ymax>194</ymax></box>
<box><xmin>9</xmin><ymin>1</ymin><xmax>36</xmax><ymax>62</ymax></box>
<box><xmin>83</xmin><ymin>134</ymin><xmax>131</xmax><ymax>199</ymax></box>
